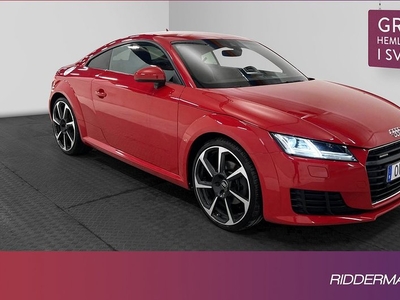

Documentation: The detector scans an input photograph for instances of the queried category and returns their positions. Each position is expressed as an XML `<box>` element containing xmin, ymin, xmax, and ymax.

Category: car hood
<box><xmin>208</xmin><ymin>80</ymin><xmax>400</xmax><ymax>148</ymax></box>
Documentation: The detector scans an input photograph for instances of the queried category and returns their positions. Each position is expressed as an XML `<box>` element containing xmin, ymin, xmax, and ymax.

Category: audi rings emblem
<box><xmin>389</xmin><ymin>127</ymin><xmax>400</xmax><ymax>138</ymax></box>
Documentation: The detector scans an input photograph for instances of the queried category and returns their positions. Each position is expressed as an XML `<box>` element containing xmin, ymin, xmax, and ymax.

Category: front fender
<box><xmin>178</xmin><ymin>103</ymin><xmax>280</xmax><ymax>197</ymax></box>
<box><xmin>49</xmin><ymin>79</ymin><xmax>87</xmax><ymax>138</ymax></box>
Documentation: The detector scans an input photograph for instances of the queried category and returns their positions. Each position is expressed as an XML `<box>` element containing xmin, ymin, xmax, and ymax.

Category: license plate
<box><xmin>387</xmin><ymin>161</ymin><xmax>400</xmax><ymax>182</ymax></box>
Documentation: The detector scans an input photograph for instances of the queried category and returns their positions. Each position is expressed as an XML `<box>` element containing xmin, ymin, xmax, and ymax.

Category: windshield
<box><xmin>173</xmin><ymin>39</ymin><xmax>308</xmax><ymax>88</ymax></box>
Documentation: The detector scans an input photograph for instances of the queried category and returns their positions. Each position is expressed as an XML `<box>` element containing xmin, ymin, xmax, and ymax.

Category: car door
<box><xmin>91</xmin><ymin>42</ymin><xmax>185</xmax><ymax>174</ymax></box>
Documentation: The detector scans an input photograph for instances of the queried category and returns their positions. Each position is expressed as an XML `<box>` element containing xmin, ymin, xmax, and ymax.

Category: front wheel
<box><xmin>51</xmin><ymin>97</ymin><xmax>90</xmax><ymax>155</ymax></box>
<box><xmin>192</xmin><ymin>138</ymin><xmax>263</xmax><ymax>231</ymax></box>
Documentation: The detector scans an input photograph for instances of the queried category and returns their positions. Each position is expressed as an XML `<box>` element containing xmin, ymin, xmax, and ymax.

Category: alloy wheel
<box><xmin>52</xmin><ymin>100</ymin><xmax>76</xmax><ymax>152</ymax></box>
<box><xmin>194</xmin><ymin>145</ymin><xmax>251</xmax><ymax>226</ymax></box>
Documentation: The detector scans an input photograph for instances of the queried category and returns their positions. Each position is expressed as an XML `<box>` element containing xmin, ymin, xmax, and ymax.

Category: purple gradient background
<box><xmin>0</xmin><ymin>252</ymin><xmax>399</xmax><ymax>300</ymax></box>
<box><xmin>369</xmin><ymin>10</ymin><xmax>400</xmax><ymax>68</ymax></box>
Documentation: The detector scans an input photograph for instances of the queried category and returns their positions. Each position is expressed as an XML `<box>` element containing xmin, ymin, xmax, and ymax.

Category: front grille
<box><xmin>366</xmin><ymin>140</ymin><xmax>400</xmax><ymax>204</ymax></box>
<box><xmin>290</xmin><ymin>189</ymin><xmax>363</xmax><ymax>215</ymax></box>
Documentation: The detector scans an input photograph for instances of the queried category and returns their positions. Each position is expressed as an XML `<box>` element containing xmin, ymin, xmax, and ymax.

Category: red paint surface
<box><xmin>49</xmin><ymin>32</ymin><xmax>400</xmax><ymax>225</ymax></box>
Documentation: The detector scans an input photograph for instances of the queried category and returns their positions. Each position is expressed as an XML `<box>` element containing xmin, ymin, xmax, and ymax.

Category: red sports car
<box><xmin>49</xmin><ymin>31</ymin><xmax>400</xmax><ymax>231</ymax></box>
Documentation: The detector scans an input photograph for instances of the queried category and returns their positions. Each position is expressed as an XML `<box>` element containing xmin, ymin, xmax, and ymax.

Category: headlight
<box><xmin>271</xmin><ymin>133</ymin><xmax>356</xmax><ymax>161</ymax></box>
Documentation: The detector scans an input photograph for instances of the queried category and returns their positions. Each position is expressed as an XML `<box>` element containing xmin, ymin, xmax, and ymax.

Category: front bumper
<box><xmin>255</xmin><ymin>142</ymin><xmax>400</xmax><ymax>225</ymax></box>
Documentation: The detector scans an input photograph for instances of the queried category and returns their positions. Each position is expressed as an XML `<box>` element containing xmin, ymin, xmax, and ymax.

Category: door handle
<box><xmin>95</xmin><ymin>89</ymin><xmax>107</xmax><ymax>98</ymax></box>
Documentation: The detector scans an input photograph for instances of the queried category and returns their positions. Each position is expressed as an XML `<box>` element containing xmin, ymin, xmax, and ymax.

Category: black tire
<box><xmin>51</xmin><ymin>97</ymin><xmax>90</xmax><ymax>155</ymax></box>
<box><xmin>192</xmin><ymin>138</ymin><xmax>262</xmax><ymax>231</ymax></box>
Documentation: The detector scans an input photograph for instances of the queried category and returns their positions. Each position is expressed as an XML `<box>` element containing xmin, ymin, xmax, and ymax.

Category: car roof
<box><xmin>128</xmin><ymin>31</ymin><xmax>250</xmax><ymax>42</ymax></box>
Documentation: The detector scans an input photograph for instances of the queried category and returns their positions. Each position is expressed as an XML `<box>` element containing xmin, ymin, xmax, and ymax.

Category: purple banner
<box><xmin>0</xmin><ymin>252</ymin><xmax>400</xmax><ymax>300</ymax></box>
<box><xmin>369</xmin><ymin>10</ymin><xmax>400</xmax><ymax>69</ymax></box>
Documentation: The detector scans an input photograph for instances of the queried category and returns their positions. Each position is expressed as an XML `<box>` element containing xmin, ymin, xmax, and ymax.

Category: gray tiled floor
<box><xmin>0</xmin><ymin>114</ymin><xmax>399</xmax><ymax>250</ymax></box>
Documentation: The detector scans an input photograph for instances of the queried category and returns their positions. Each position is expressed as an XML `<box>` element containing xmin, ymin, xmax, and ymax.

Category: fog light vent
<box><xmin>290</xmin><ymin>189</ymin><xmax>363</xmax><ymax>215</ymax></box>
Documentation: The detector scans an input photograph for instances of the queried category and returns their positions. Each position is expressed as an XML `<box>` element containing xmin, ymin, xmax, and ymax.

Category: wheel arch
<box><xmin>181</xmin><ymin>114</ymin><xmax>271</xmax><ymax>190</ymax></box>
<box><xmin>49</xmin><ymin>81</ymin><xmax>87</xmax><ymax>138</ymax></box>
<box><xmin>49</xmin><ymin>92</ymin><xmax>65</xmax><ymax>112</ymax></box>
<box><xmin>186</xmin><ymin>132</ymin><xmax>231</xmax><ymax>188</ymax></box>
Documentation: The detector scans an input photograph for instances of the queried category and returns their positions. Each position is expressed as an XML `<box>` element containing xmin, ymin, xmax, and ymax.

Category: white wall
<box><xmin>2</xmin><ymin>1</ymin><xmax>399</xmax><ymax>117</ymax></box>
<box><xmin>0</xmin><ymin>1</ymin><xmax>169</xmax><ymax>117</ymax></box>
<box><xmin>170</xmin><ymin>1</ymin><xmax>400</xmax><ymax>105</ymax></box>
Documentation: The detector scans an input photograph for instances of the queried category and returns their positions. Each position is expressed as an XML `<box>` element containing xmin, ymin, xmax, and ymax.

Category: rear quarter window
<box><xmin>87</xmin><ymin>50</ymin><xmax>112</xmax><ymax>70</ymax></box>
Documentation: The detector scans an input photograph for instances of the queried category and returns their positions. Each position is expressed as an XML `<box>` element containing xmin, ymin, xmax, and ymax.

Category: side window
<box><xmin>87</xmin><ymin>50</ymin><xmax>112</xmax><ymax>70</ymax></box>
<box><xmin>90</xmin><ymin>42</ymin><xmax>182</xmax><ymax>84</ymax></box>
<box><xmin>109</xmin><ymin>44</ymin><xmax>150</xmax><ymax>74</ymax></box>
<box><xmin>143</xmin><ymin>44</ymin><xmax>180</xmax><ymax>83</ymax></box>
<box><xmin>145</xmin><ymin>45</ymin><xmax>174</xmax><ymax>70</ymax></box>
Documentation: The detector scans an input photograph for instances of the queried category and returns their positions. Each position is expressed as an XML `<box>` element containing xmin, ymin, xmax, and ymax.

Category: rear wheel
<box><xmin>192</xmin><ymin>138</ymin><xmax>262</xmax><ymax>231</ymax></box>
<box><xmin>51</xmin><ymin>97</ymin><xmax>90</xmax><ymax>155</ymax></box>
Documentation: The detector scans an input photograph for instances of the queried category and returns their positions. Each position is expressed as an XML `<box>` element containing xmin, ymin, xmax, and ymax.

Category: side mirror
<box><xmin>134</xmin><ymin>65</ymin><xmax>166</xmax><ymax>88</ymax></box>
